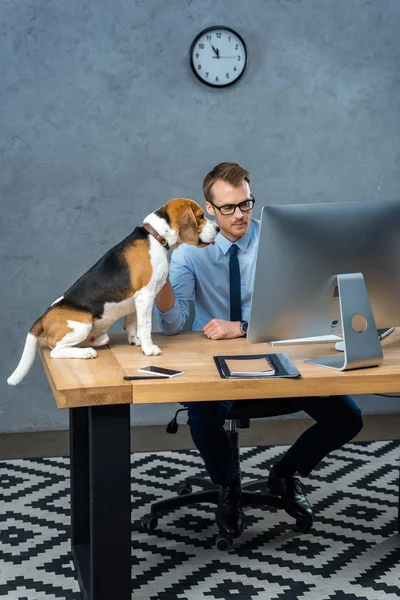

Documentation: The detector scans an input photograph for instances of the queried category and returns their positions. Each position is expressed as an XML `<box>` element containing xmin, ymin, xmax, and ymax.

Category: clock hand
<box><xmin>212</xmin><ymin>56</ymin><xmax>237</xmax><ymax>59</ymax></box>
<box><xmin>210</xmin><ymin>43</ymin><xmax>219</xmax><ymax>57</ymax></box>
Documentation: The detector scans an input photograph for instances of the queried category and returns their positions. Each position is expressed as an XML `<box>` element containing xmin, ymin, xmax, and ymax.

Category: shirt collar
<box><xmin>216</xmin><ymin>219</ymin><xmax>255</xmax><ymax>255</ymax></box>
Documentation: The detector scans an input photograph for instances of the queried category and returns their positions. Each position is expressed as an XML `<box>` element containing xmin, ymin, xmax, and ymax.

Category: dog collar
<box><xmin>143</xmin><ymin>223</ymin><xmax>170</xmax><ymax>251</ymax></box>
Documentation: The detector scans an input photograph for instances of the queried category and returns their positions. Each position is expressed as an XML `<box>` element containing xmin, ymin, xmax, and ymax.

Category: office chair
<box><xmin>141</xmin><ymin>398</ymin><xmax>314</xmax><ymax>550</ymax></box>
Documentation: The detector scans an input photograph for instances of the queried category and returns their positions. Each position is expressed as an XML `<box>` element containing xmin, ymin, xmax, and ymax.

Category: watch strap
<box><xmin>240</xmin><ymin>320</ymin><xmax>248</xmax><ymax>337</ymax></box>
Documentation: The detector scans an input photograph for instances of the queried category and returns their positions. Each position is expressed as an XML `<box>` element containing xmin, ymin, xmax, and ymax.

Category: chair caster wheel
<box><xmin>177</xmin><ymin>483</ymin><xmax>193</xmax><ymax>496</ymax></box>
<box><xmin>141</xmin><ymin>513</ymin><xmax>158</xmax><ymax>531</ymax></box>
<box><xmin>215</xmin><ymin>534</ymin><xmax>233</xmax><ymax>551</ymax></box>
<box><xmin>295</xmin><ymin>517</ymin><xmax>313</xmax><ymax>533</ymax></box>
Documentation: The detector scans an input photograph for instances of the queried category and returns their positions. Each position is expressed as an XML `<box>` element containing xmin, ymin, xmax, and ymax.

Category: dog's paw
<box><xmin>82</xmin><ymin>348</ymin><xmax>98</xmax><ymax>359</ymax></box>
<box><xmin>127</xmin><ymin>332</ymin><xmax>141</xmax><ymax>345</ymax></box>
<box><xmin>92</xmin><ymin>333</ymin><xmax>110</xmax><ymax>347</ymax></box>
<box><xmin>142</xmin><ymin>344</ymin><xmax>162</xmax><ymax>356</ymax></box>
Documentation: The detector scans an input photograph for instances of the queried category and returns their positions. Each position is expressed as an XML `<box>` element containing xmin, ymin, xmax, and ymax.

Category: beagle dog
<box><xmin>7</xmin><ymin>198</ymin><xmax>219</xmax><ymax>385</ymax></box>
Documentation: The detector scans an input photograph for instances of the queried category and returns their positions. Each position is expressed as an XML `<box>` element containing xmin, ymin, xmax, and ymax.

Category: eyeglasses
<box><xmin>208</xmin><ymin>196</ymin><xmax>255</xmax><ymax>216</ymax></box>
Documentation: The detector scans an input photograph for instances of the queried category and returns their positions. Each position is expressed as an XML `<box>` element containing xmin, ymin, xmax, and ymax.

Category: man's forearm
<box><xmin>155</xmin><ymin>279</ymin><xmax>176</xmax><ymax>313</ymax></box>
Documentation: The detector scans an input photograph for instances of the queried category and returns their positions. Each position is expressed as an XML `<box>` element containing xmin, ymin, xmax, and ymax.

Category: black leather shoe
<box><xmin>268</xmin><ymin>466</ymin><xmax>313</xmax><ymax>524</ymax></box>
<box><xmin>216</xmin><ymin>483</ymin><xmax>245</xmax><ymax>538</ymax></box>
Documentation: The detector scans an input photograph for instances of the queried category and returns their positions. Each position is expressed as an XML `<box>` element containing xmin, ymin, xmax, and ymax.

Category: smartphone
<box><xmin>377</xmin><ymin>327</ymin><xmax>395</xmax><ymax>341</ymax></box>
<box><xmin>137</xmin><ymin>365</ymin><xmax>184</xmax><ymax>378</ymax></box>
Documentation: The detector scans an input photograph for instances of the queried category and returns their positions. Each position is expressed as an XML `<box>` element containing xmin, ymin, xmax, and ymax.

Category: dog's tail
<box><xmin>7</xmin><ymin>317</ymin><xmax>44</xmax><ymax>386</ymax></box>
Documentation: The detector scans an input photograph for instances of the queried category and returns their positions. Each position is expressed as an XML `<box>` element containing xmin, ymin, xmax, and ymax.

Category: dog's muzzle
<box><xmin>199</xmin><ymin>221</ymin><xmax>220</xmax><ymax>244</ymax></box>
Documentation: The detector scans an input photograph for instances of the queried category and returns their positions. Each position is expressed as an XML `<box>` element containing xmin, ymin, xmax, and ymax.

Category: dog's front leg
<box><xmin>134</xmin><ymin>293</ymin><xmax>161</xmax><ymax>356</ymax></box>
<box><xmin>124</xmin><ymin>311</ymin><xmax>140</xmax><ymax>346</ymax></box>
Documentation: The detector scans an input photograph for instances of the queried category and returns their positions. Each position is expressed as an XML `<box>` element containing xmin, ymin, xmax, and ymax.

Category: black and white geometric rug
<box><xmin>0</xmin><ymin>441</ymin><xmax>399</xmax><ymax>600</ymax></box>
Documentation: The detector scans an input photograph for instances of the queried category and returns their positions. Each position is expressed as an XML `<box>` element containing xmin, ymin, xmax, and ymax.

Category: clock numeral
<box><xmin>216</xmin><ymin>32</ymin><xmax>221</xmax><ymax>38</ymax></box>
<box><xmin>198</xmin><ymin>43</ymin><xmax>204</xmax><ymax>49</ymax></box>
<box><xmin>233</xmin><ymin>66</ymin><xmax>237</xmax><ymax>71</ymax></box>
<box><xmin>215</xmin><ymin>76</ymin><xmax>219</xmax><ymax>82</ymax></box>
<box><xmin>235</xmin><ymin>44</ymin><xmax>239</xmax><ymax>49</ymax></box>
<box><xmin>237</xmin><ymin>56</ymin><xmax>241</xmax><ymax>61</ymax></box>
<box><xmin>206</xmin><ymin>35</ymin><xmax>211</xmax><ymax>41</ymax></box>
<box><xmin>228</xmin><ymin>36</ymin><xmax>231</xmax><ymax>41</ymax></box>
<box><xmin>205</xmin><ymin>72</ymin><xmax>209</xmax><ymax>78</ymax></box>
<box><xmin>226</xmin><ymin>73</ymin><xmax>230</xmax><ymax>79</ymax></box>
<box><xmin>197</xmin><ymin>64</ymin><xmax>201</xmax><ymax>70</ymax></box>
<box><xmin>196</xmin><ymin>53</ymin><xmax>199</xmax><ymax>58</ymax></box>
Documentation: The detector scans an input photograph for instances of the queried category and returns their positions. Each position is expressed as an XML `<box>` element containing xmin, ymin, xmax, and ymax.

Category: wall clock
<box><xmin>190</xmin><ymin>26</ymin><xmax>247</xmax><ymax>88</ymax></box>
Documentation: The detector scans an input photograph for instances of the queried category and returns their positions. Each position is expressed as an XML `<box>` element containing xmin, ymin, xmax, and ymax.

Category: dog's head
<box><xmin>146</xmin><ymin>198</ymin><xmax>220</xmax><ymax>248</ymax></box>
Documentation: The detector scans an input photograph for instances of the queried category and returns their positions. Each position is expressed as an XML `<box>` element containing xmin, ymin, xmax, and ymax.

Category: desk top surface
<box><xmin>38</xmin><ymin>330</ymin><xmax>400</xmax><ymax>409</ymax></box>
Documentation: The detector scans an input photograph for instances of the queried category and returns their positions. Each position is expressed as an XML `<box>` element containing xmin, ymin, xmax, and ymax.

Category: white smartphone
<box><xmin>137</xmin><ymin>365</ymin><xmax>184</xmax><ymax>378</ymax></box>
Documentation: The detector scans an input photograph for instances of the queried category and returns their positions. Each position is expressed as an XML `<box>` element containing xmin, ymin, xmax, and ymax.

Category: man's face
<box><xmin>205</xmin><ymin>179</ymin><xmax>253</xmax><ymax>242</ymax></box>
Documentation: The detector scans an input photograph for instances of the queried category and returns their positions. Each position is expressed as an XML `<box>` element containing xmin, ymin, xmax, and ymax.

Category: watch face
<box><xmin>190</xmin><ymin>26</ymin><xmax>247</xmax><ymax>88</ymax></box>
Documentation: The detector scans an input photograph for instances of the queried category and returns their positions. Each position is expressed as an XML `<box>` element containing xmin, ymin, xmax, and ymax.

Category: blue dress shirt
<box><xmin>156</xmin><ymin>219</ymin><xmax>261</xmax><ymax>334</ymax></box>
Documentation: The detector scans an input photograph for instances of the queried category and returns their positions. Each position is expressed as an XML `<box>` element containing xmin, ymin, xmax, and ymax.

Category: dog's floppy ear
<box><xmin>178</xmin><ymin>206</ymin><xmax>200</xmax><ymax>245</ymax></box>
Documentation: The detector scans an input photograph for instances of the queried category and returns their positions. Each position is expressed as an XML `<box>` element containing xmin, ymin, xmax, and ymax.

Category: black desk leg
<box><xmin>70</xmin><ymin>405</ymin><xmax>132</xmax><ymax>600</ymax></box>
<box><xmin>70</xmin><ymin>407</ymin><xmax>90</xmax><ymax>549</ymax></box>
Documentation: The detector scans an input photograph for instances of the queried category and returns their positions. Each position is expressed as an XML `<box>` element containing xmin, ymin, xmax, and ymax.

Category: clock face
<box><xmin>190</xmin><ymin>26</ymin><xmax>247</xmax><ymax>88</ymax></box>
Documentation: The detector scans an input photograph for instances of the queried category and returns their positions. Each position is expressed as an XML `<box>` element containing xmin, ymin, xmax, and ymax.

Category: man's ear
<box><xmin>205</xmin><ymin>202</ymin><xmax>214</xmax><ymax>217</ymax></box>
<box><xmin>178</xmin><ymin>206</ymin><xmax>200</xmax><ymax>245</ymax></box>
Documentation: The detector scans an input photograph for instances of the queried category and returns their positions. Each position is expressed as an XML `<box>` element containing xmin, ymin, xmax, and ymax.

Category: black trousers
<box><xmin>187</xmin><ymin>395</ymin><xmax>363</xmax><ymax>487</ymax></box>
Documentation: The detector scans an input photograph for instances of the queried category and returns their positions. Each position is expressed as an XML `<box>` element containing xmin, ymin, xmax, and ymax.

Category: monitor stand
<box><xmin>304</xmin><ymin>273</ymin><xmax>383</xmax><ymax>371</ymax></box>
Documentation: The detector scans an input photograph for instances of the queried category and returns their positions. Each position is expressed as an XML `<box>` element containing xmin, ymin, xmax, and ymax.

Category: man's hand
<box><xmin>201</xmin><ymin>319</ymin><xmax>242</xmax><ymax>340</ymax></box>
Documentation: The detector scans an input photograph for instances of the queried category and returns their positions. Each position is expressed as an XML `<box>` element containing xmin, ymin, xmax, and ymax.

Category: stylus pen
<box><xmin>123</xmin><ymin>375</ymin><xmax>167</xmax><ymax>380</ymax></box>
<box><xmin>378</xmin><ymin>327</ymin><xmax>395</xmax><ymax>341</ymax></box>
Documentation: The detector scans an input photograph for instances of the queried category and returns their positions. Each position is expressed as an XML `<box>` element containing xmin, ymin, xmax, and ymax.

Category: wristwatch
<box><xmin>240</xmin><ymin>320</ymin><xmax>248</xmax><ymax>337</ymax></box>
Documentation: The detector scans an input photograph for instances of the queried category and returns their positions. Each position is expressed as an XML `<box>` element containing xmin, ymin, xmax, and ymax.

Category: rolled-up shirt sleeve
<box><xmin>156</xmin><ymin>246</ymin><xmax>195</xmax><ymax>335</ymax></box>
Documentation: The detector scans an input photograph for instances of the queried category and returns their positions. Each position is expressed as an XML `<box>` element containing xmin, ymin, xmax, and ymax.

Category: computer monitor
<box><xmin>247</xmin><ymin>200</ymin><xmax>400</xmax><ymax>370</ymax></box>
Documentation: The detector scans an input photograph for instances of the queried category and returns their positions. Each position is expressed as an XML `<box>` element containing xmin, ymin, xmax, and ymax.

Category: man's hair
<box><xmin>202</xmin><ymin>162</ymin><xmax>251</xmax><ymax>204</ymax></box>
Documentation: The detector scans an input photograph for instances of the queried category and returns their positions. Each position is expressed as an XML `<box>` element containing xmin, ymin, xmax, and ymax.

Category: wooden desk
<box><xmin>38</xmin><ymin>330</ymin><xmax>400</xmax><ymax>600</ymax></box>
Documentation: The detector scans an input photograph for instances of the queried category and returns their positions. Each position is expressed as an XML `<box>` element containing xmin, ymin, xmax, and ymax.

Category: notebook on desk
<box><xmin>224</xmin><ymin>357</ymin><xmax>275</xmax><ymax>377</ymax></box>
<box><xmin>214</xmin><ymin>353</ymin><xmax>301</xmax><ymax>379</ymax></box>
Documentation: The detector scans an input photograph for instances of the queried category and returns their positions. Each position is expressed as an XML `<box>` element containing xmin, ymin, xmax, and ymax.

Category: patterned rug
<box><xmin>0</xmin><ymin>441</ymin><xmax>399</xmax><ymax>600</ymax></box>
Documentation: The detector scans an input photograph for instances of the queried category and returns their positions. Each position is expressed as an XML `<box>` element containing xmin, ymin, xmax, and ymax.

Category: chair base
<box><xmin>142</xmin><ymin>474</ymin><xmax>313</xmax><ymax>548</ymax></box>
<box><xmin>151</xmin><ymin>475</ymin><xmax>286</xmax><ymax>512</ymax></box>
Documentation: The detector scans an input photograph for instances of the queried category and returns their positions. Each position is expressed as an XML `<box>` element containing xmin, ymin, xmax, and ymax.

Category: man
<box><xmin>155</xmin><ymin>162</ymin><xmax>363</xmax><ymax>538</ymax></box>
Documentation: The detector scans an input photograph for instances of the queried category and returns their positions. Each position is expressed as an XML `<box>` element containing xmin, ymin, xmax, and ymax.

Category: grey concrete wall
<box><xmin>1</xmin><ymin>0</ymin><xmax>400</xmax><ymax>433</ymax></box>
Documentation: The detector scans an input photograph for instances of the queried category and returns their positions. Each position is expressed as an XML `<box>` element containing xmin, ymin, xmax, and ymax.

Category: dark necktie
<box><xmin>229</xmin><ymin>244</ymin><xmax>242</xmax><ymax>321</ymax></box>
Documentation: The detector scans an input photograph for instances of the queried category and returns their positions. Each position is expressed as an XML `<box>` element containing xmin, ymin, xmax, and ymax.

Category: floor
<box><xmin>0</xmin><ymin>440</ymin><xmax>399</xmax><ymax>600</ymax></box>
